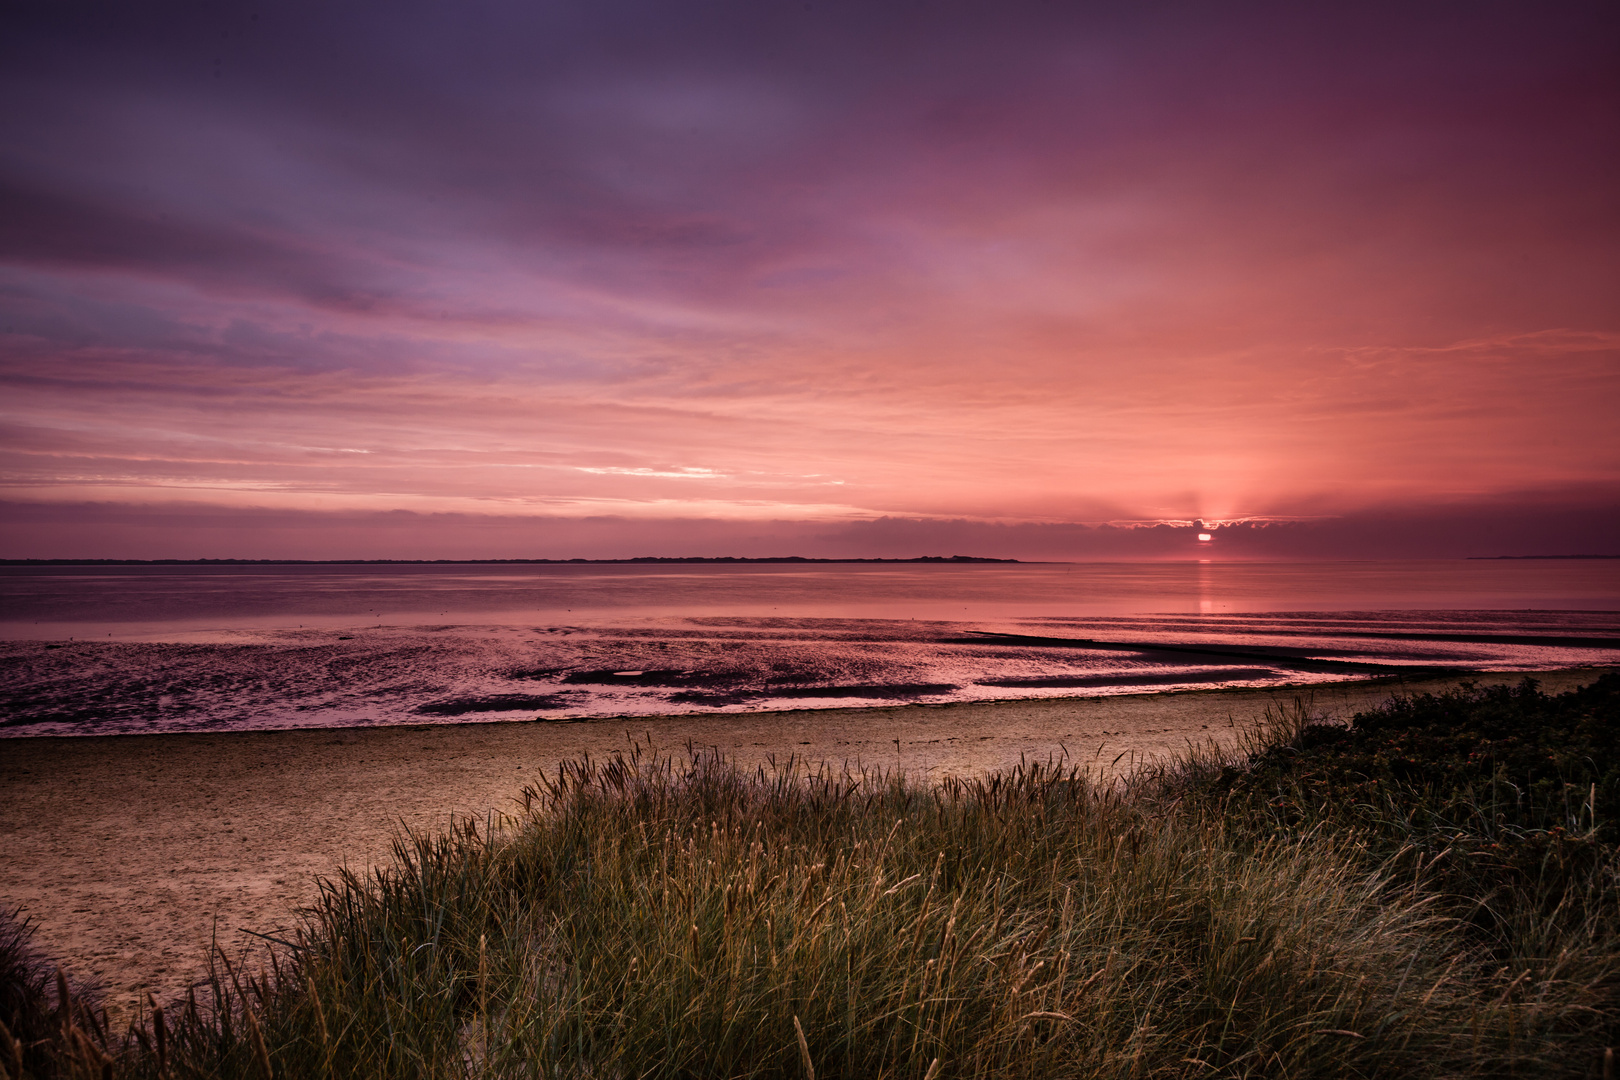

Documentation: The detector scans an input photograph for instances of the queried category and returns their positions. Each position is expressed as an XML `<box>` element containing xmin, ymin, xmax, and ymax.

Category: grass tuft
<box><xmin>0</xmin><ymin>909</ymin><xmax>116</xmax><ymax>1080</ymax></box>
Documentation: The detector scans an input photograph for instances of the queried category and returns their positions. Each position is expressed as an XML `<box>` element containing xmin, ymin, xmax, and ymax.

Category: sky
<box><xmin>1</xmin><ymin>0</ymin><xmax>1617</xmax><ymax>559</ymax></box>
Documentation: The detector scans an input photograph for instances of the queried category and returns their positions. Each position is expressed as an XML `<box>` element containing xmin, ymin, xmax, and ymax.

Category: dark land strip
<box><xmin>955</xmin><ymin>631</ymin><xmax>1471</xmax><ymax>676</ymax></box>
<box><xmin>0</xmin><ymin>555</ymin><xmax>1019</xmax><ymax>566</ymax></box>
<box><xmin>1059</xmin><ymin>628</ymin><xmax>1620</xmax><ymax>649</ymax></box>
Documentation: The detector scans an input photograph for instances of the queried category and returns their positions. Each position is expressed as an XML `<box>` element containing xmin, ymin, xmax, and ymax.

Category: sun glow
<box><xmin>1</xmin><ymin>4</ymin><xmax>1615</xmax><ymax>561</ymax></box>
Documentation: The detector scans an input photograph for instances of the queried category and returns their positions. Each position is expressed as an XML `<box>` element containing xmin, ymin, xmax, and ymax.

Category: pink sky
<box><xmin>1</xmin><ymin>1</ymin><xmax>1616</xmax><ymax>558</ymax></box>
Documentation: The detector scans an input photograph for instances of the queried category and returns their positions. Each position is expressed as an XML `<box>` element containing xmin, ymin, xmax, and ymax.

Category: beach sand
<box><xmin>2</xmin><ymin>669</ymin><xmax>1606</xmax><ymax>1020</ymax></box>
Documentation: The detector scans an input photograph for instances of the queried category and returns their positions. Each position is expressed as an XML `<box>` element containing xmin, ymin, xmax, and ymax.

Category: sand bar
<box><xmin>2</xmin><ymin>669</ymin><xmax>1607</xmax><ymax>1020</ymax></box>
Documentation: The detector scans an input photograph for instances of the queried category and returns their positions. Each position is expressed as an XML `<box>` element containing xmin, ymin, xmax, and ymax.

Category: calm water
<box><xmin>3</xmin><ymin>560</ymin><xmax>1617</xmax><ymax>736</ymax></box>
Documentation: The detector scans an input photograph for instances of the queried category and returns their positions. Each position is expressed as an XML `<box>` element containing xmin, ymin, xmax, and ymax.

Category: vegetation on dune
<box><xmin>1179</xmin><ymin>676</ymin><xmax>1619</xmax><ymax>962</ymax></box>
<box><xmin>0</xmin><ymin>910</ymin><xmax>111</xmax><ymax>1080</ymax></box>
<box><xmin>1191</xmin><ymin>674</ymin><xmax>1618</xmax><ymax>843</ymax></box>
<box><xmin>4</xmin><ymin>675</ymin><xmax>1617</xmax><ymax>1078</ymax></box>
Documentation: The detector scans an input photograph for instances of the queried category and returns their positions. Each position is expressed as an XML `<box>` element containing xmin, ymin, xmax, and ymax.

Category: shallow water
<box><xmin>2</xmin><ymin>560</ymin><xmax>1617</xmax><ymax>735</ymax></box>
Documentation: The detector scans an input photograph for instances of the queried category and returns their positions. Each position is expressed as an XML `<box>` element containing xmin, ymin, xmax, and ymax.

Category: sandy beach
<box><xmin>2</xmin><ymin>669</ymin><xmax>1607</xmax><ymax>1020</ymax></box>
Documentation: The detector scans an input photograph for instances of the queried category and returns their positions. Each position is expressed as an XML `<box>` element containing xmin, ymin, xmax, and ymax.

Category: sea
<box><xmin>2</xmin><ymin>559</ymin><xmax>1617</xmax><ymax>737</ymax></box>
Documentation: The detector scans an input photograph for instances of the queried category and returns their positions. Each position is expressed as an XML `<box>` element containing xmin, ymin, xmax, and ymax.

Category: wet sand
<box><xmin>1</xmin><ymin>669</ymin><xmax>1606</xmax><ymax>1020</ymax></box>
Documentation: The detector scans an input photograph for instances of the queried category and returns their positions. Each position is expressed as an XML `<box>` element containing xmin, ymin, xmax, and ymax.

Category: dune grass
<box><xmin>4</xmin><ymin>676</ymin><xmax>1616</xmax><ymax>1078</ymax></box>
<box><xmin>0</xmin><ymin>909</ymin><xmax>115</xmax><ymax>1080</ymax></box>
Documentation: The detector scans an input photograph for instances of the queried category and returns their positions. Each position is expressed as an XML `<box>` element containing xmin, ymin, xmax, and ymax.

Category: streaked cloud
<box><xmin>1</xmin><ymin>0</ymin><xmax>1615</xmax><ymax>556</ymax></box>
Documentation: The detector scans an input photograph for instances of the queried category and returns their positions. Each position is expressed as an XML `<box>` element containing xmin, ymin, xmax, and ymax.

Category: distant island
<box><xmin>1</xmin><ymin>555</ymin><xmax>1021</xmax><ymax>566</ymax></box>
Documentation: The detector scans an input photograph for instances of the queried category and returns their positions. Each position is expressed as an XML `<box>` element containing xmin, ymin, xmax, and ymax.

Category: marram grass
<box><xmin>5</xmin><ymin>679</ymin><xmax>1617</xmax><ymax>1078</ymax></box>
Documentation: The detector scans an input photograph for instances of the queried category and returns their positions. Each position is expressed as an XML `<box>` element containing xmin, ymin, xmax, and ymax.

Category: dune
<box><xmin>1</xmin><ymin>668</ymin><xmax>1604</xmax><ymax>1020</ymax></box>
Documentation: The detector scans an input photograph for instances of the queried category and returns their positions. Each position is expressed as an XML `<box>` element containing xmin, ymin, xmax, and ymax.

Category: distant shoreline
<box><xmin>0</xmin><ymin>555</ymin><xmax>1021</xmax><ymax>566</ymax></box>
<box><xmin>1466</xmin><ymin>554</ymin><xmax>1620</xmax><ymax>560</ymax></box>
<box><xmin>8</xmin><ymin>555</ymin><xmax>1618</xmax><ymax>566</ymax></box>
